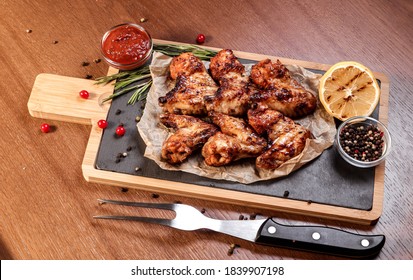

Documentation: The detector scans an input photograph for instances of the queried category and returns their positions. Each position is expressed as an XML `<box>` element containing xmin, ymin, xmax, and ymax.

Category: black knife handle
<box><xmin>255</xmin><ymin>218</ymin><xmax>385</xmax><ymax>259</ymax></box>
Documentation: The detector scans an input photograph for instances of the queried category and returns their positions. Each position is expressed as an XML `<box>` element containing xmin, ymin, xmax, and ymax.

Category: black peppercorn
<box><xmin>227</xmin><ymin>243</ymin><xmax>240</xmax><ymax>256</ymax></box>
<box><xmin>339</xmin><ymin>123</ymin><xmax>384</xmax><ymax>162</ymax></box>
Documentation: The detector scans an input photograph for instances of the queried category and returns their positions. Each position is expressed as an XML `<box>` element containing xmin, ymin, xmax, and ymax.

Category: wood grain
<box><xmin>0</xmin><ymin>0</ymin><xmax>412</xmax><ymax>260</ymax></box>
<box><xmin>28</xmin><ymin>43</ymin><xmax>389</xmax><ymax>225</ymax></box>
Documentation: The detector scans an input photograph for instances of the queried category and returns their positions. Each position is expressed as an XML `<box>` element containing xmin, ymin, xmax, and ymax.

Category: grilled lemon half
<box><xmin>319</xmin><ymin>61</ymin><xmax>380</xmax><ymax>121</ymax></box>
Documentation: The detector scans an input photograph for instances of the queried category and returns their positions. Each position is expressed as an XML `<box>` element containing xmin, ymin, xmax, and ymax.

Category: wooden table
<box><xmin>0</xmin><ymin>0</ymin><xmax>412</xmax><ymax>260</ymax></box>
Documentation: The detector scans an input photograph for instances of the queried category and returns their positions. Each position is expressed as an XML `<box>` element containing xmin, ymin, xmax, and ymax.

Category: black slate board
<box><xmin>95</xmin><ymin>58</ymin><xmax>379</xmax><ymax>211</ymax></box>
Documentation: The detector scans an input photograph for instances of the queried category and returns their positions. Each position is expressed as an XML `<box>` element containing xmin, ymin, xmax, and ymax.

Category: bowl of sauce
<box><xmin>101</xmin><ymin>23</ymin><xmax>152</xmax><ymax>70</ymax></box>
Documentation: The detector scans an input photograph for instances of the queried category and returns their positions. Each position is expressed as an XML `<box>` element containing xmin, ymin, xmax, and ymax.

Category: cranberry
<box><xmin>115</xmin><ymin>125</ymin><xmax>125</xmax><ymax>136</ymax></box>
<box><xmin>97</xmin><ymin>119</ymin><xmax>108</xmax><ymax>129</ymax></box>
<box><xmin>40</xmin><ymin>123</ymin><xmax>50</xmax><ymax>133</ymax></box>
<box><xmin>79</xmin><ymin>90</ymin><xmax>90</xmax><ymax>99</ymax></box>
<box><xmin>196</xmin><ymin>34</ymin><xmax>206</xmax><ymax>44</ymax></box>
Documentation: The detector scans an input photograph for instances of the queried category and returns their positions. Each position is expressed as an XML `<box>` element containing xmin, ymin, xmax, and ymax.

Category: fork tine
<box><xmin>93</xmin><ymin>215</ymin><xmax>172</xmax><ymax>227</ymax></box>
<box><xmin>95</xmin><ymin>199</ymin><xmax>208</xmax><ymax>231</ymax></box>
<box><xmin>97</xmin><ymin>199</ymin><xmax>176</xmax><ymax>211</ymax></box>
<box><xmin>95</xmin><ymin>199</ymin><xmax>176</xmax><ymax>227</ymax></box>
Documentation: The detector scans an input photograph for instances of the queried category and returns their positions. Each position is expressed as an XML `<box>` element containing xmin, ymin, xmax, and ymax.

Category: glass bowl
<box><xmin>335</xmin><ymin>116</ymin><xmax>391</xmax><ymax>168</ymax></box>
<box><xmin>100</xmin><ymin>23</ymin><xmax>153</xmax><ymax>70</ymax></box>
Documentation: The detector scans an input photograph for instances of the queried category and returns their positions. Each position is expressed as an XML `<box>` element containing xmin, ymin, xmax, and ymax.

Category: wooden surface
<box><xmin>27</xmin><ymin>46</ymin><xmax>388</xmax><ymax>225</ymax></box>
<box><xmin>0</xmin><ymin>0</ymin><xmax>412</xmax><ymax>260</ymax></box>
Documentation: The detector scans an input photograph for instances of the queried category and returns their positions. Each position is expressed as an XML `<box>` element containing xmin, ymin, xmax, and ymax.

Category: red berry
<box><xmin>115</xmin><ymin>125</ymin><xmax>125</xmax><ymax>136</ymax></box>
<box><xmin>79</xmin><ymin>90</ymin><xmax>89</xmax><ymax>99</ymax></box>
<box><xmin>196</xmin><ymin>34</ymin><xmax>205</xmax><ymax>44</ymax></box>
<box><xmin>97</xmin><ymin>119</ymin><xmax>108</xmax><ymax>129</ymax></box>
<box><xmin>40</xmin><ymin>123</ymin><xmax>50</xmax><ymax>133</ymax></box>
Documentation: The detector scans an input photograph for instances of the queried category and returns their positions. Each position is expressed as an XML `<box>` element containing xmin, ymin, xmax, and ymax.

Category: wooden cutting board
<box><xmin>27</xmin><ymin>39</ymin><xmax>389</xmax><ymax>225</ymax></box>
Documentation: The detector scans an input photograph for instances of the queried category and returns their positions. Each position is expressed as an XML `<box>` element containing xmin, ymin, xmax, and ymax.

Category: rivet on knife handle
<box><xmin>255</xmin><ymin>218</ymin><xmax>385</xmax><ymax>259</ymax></box>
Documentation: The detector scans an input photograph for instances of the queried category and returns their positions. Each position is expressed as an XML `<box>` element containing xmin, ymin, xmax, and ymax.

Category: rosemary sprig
<box><xmin>95</xmin><ymin>65</ymin><xmax>150</xmax><ymax>86</ymax></box>
<box><xmin>95</xmin><ymin>43</ymin><xmax>217</xmax><ymax>104</ymax></box>
<box><xmin>96</xmin><ymin>66</ymin><xmax>152</xmax><ymax>104</ymax></box>
<box><xmin>127</xmin><ymin>79</ymin><xmax>153</xmax><ymax>105</ymax></box>
<box><xmin>101</xmin><ymin>84</ymin><xmax>141</xmax><ymax>103</ymax></box>
<box><xmin>153</xmin><ymin>43</ymin><xmax>218</xmax><ymax>60</ymax></box>
<box><xmin>114</xmin><ymin>73</ymin><xmax>151</xmax><ymax>90</ymax></box>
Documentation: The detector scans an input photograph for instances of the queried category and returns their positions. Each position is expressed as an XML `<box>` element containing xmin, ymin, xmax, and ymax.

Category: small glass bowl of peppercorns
<box><xmin>336</xmin><ymin>116</ymin><xmax>391</xmax><ymax>168</ymax></box>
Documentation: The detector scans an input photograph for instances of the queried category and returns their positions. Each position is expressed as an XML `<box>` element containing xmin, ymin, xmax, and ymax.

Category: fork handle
<box><xmin>255</xmin><ymin>218</ymin><xmax>385</xmax><ymax>259</ymax></box>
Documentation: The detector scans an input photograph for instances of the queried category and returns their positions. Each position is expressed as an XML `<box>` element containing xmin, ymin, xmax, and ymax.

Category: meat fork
<box><xmin>94</xmin><ymin>199</ymin><xmax>385</xmax><ymax>259</ymax></box>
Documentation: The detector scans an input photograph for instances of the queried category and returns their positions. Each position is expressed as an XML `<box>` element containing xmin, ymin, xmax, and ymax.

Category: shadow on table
<box><xmin>0</xmin><ymin>236</ymin><xmax>13</xmax><ymax>260</ymax></box>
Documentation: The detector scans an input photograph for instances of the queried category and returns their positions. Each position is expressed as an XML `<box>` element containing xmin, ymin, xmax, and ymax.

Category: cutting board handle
<box><xmin>28</xmin><ymin>73</ymin><xmax>116</xmax><ymax>125</ymax></box>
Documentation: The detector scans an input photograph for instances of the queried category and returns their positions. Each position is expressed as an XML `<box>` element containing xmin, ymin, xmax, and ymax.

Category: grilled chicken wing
<box><xmin>248</xmin><ymin>106</ymin><xmax>311</xmax><ymax>169</ymax></box>
<box><xmin>204</xmin><ymin>49</ymin><xmax>251</xmax><ymax>116</ymax></box>
<box><xmin>158</xmin><ymin>53</ymin><xmax>218</xmax><ymax>116</ymax></box>
<box><xmin>160</xmin><ymin>113</ymin><xmax>218</xmax><ymax>164</ymax></box>
<box><xmin>202</xmin><ymin>112</ymin><xmax>267</xmax><ymax>166</ymax></box>
<box><xmin>250</xmin><ymin>59</ymin><xmax>317</xmax><ymax>119</ymax></box>
<box><xmin>168</xmin><ymin>52</ymin><xmax>206</xmax><ymax>80</ymax></box>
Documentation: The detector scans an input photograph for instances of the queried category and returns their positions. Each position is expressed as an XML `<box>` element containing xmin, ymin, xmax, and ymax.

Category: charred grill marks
<box><xmin>250</xmin><ymin>59</ymin><xmax>317</xmax><ymax>119</ymax></box>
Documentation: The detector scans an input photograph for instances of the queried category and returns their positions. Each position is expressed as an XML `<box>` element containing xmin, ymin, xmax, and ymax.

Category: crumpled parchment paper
<box><xmin>137</xmin><ymin>52</ymin><xmax>336</xmax><ymax>184</ymax></box>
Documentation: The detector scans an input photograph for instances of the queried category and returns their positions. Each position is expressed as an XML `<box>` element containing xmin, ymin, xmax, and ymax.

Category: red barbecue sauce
<box><xmin>102</xmin><ymin>24</ymin><xmax>151</xmax><ymax>69</ymax></box>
